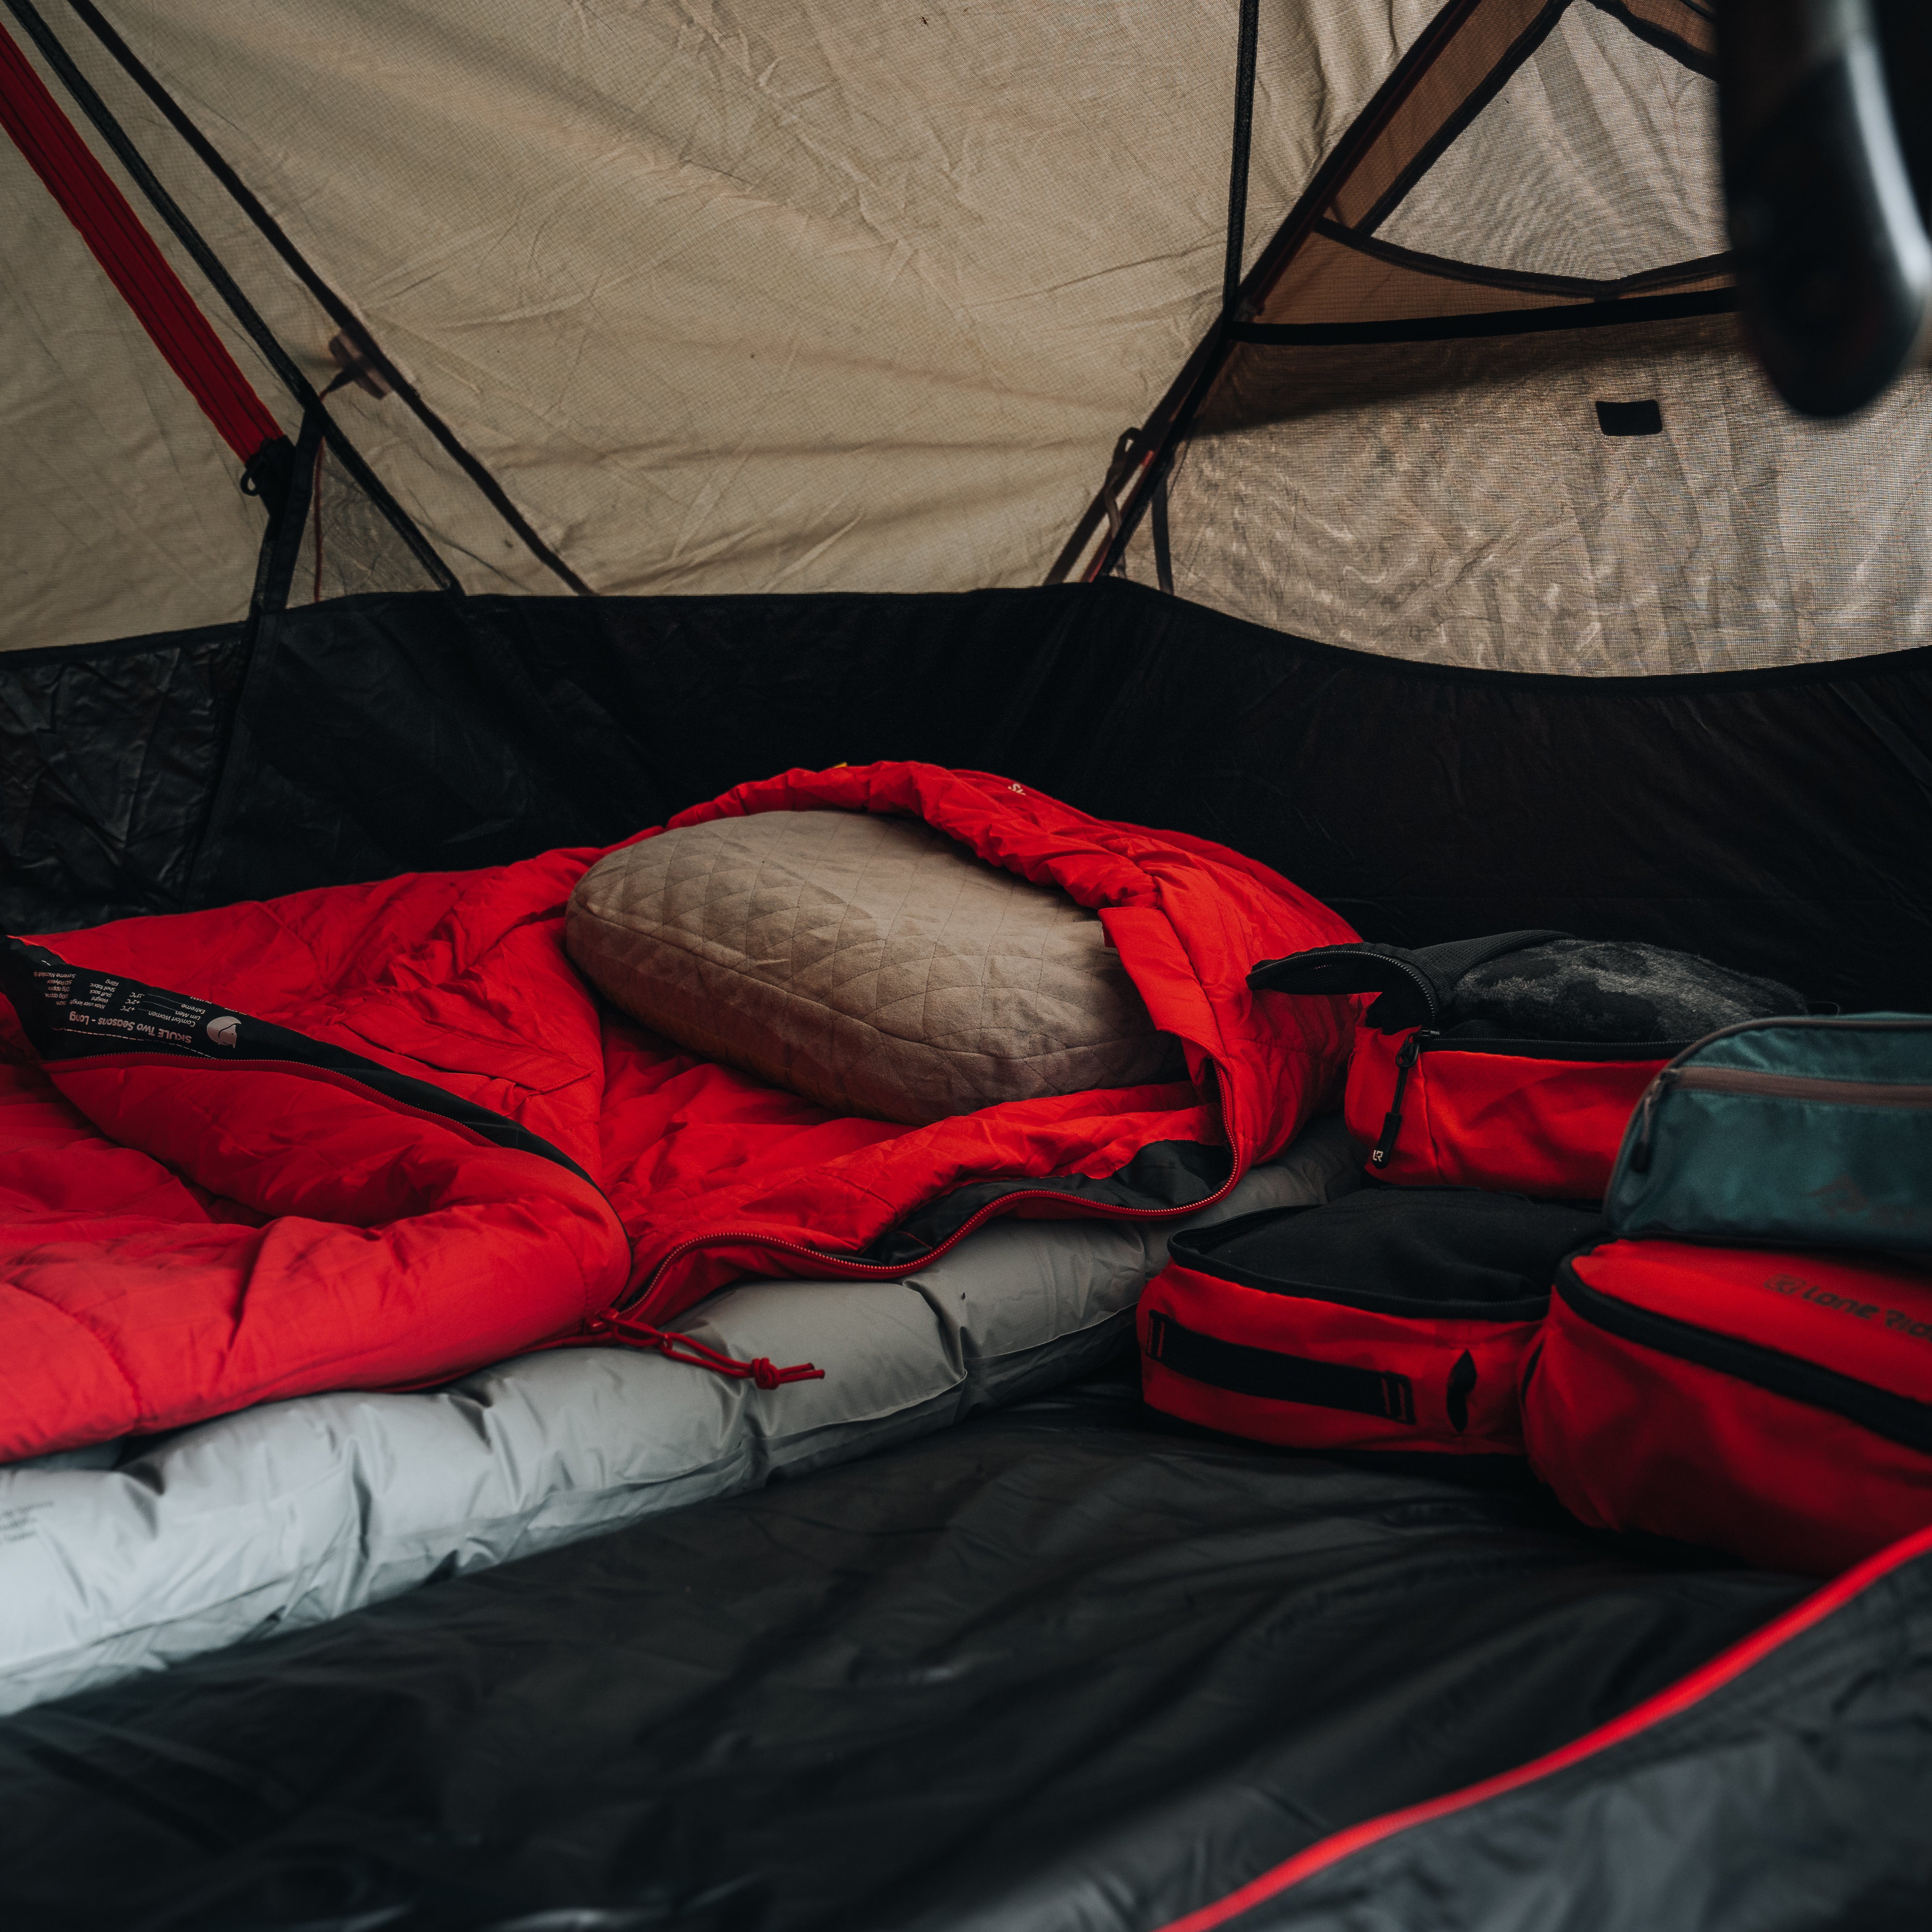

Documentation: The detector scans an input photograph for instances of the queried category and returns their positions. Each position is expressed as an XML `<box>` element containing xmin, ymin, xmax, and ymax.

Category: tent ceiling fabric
<box><xmin>0</xmin><ymin>0</ymin><xmax>1443</xmax><ymax>649</ymax></box>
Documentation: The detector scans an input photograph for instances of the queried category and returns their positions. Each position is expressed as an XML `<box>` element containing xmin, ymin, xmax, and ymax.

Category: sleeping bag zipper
<box><xmin>598</xmin><ymin>1136</ymin><xmax>1255</xmax><ymax>1385</ymax></box>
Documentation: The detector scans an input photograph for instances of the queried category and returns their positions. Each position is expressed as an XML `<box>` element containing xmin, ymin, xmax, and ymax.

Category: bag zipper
<box><xmin>1558</xmin><ymin>1261</ymin><xmax>1932</xmax><ymax>1455</ymax></box>
<box><xmin>1377</xmin><ymin>954</ymin><xmax>1443</xmax><ymax>1028</ymax></box>
<box><xmin>1629</xmin><ymin>1016</ymin><xmax>1932</xmax><ymax>1173</ymax></box>
<box><xmin>1369</xmin><ymin>1031</ymin><xmax>1429</xmax><ymax>1169</ymax></box>
<box><xmin>1676</xmin><ymin>1067</ymin><xmax>1932</xmax><ymax>1106</ymax></box>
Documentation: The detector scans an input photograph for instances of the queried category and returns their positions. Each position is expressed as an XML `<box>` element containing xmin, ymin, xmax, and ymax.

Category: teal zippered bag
<box><xmin>1605</xmin><ymin>1015</ymin><xmax>1932</xmax><ymax>1257</ymax></box>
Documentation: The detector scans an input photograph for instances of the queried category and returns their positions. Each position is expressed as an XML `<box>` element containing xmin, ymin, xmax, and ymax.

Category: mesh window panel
<box><xmin>288</xmin><ymin>434</ymin><xmax>446</xmax><ymax>606</ymax></box>
<box><xmin>1375</xmin><ymin>3</ymin><xmax>1722</xmax><ymax>281</ymax></box>
<box><xmin>1126</xmin><ymin>0</ymin><xmax>1932</xmax><ymax>675</ymax></box>
<box><xmin>1324</xmin><ymin>0</ymin><xmax>1562</xmax><ymax>236</ymax></box>
<box><xmin>1124</xmin><ymin>313</ymin><xmax>1932</xmax><ymax>675</ymax></box>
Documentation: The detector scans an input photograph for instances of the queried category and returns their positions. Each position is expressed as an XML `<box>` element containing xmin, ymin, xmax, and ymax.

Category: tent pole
<box><xmin>1051</xmin><ymin>0</ymin><xmax>1498</xmax><ymax>586</ymax></box>
<box><xmin>1223</xmin><ymin>0</ymin><xmax>1261</xmax><ymax>323</ymax></box>
<box><xmin>50</xmin><ymin>0</ymin><xmax>592</xmax><ymax>596</ymax></box>
<box><xmin>0</xmin><ymin>0</ymin><xmax>459</xmax><ymax>594</ymax></box>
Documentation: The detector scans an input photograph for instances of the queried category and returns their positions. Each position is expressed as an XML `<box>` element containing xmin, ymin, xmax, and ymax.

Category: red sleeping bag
<box><xmin>0</xmin><ymin>763</ymin><xmax>1355</xmax><ymax>1462</ymax></box>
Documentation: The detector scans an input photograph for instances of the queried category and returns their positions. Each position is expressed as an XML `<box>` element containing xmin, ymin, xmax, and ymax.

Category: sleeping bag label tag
<box><xmin>0</xmin><ymin>935</ymin><xmax>243</xmax><ymax>1062</ymax></box>
<box><xmin>0</xmin><ymin>933</ymin><xmax>602</xmax><ymax>1184</ymax></box>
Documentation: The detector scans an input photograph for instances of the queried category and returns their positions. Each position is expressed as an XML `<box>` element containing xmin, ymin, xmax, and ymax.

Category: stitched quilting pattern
<box><xmin>566</xmin><ymin>810</ymin><xmax>1184</xmax><ymax>1123</ymax></box>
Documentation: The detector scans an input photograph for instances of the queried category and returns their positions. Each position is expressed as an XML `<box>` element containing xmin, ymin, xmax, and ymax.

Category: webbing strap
<box><xmin>1146</xmin><ymin>1311</ymin><xmax>1417</xmax><ymax>1424</ymax></box>
<box><xmin>0</xmin><ymin>19</ymin><xmax>283</xmax><ymax>463</ymax></box>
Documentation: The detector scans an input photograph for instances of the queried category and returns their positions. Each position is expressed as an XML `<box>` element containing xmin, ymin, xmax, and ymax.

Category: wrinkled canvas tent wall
<box><xmin>1</xmin><ymin>0</ymin><xmax>1930</xmax><ymax>1009</ymax></box>
<box><xmin>2</xmin><ymin>0</ymin><xmax>1441</xmax><ymax>649</ymax></box>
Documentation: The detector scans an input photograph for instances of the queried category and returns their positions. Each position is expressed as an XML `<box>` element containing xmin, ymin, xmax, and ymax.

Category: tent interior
<box><xmin>1</xmin><ymin>2</ymin><xmax>1930</xmax><ymax>1929</ymax></box>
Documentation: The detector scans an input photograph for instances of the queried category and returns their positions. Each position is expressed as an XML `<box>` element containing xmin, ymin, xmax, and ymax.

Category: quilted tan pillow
<box><xmin>566</xmin><ymin>809</ymin><xmax>1186</xmax><ymax>1123</ymax></box>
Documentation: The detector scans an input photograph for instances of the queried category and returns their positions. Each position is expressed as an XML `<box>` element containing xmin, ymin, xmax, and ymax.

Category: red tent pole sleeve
<box><xmin>0</xmin><ymin>20</ymin><xmax>284</xmax><ymax>463</ymax></box>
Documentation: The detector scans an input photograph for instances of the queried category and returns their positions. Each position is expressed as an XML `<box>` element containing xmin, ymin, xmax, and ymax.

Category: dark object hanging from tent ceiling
<box><xmin>1717</xmin><ymin>0</ymin><xmax>1932</xmax><ymax>418</ymax></box>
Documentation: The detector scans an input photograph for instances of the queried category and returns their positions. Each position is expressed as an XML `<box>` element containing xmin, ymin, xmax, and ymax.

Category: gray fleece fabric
<box><xmin>1450</xmin><ymin>939</ymin><xmax>1802</xmax><ymax>1043</ymax></box>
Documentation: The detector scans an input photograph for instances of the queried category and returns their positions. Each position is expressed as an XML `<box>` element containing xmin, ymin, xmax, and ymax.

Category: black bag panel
<box><xmin>1171</xmin><ymin>1189</ymin><xmax>1606</xmax><ymax>1321</ymax></box>
<box><xmin>1446</xmin><ymin>938</ymin><xmax>1804</xmax><ymax>1044</ymax></box>
<box><xmin>1248</xmin><ymin>932</ymin><xmax>1571</xmax><ymax>1033</ymax></box>
<box><xmin>1251</xmin><ymin>932</ymin><xmax>1802</xmax><ymax>1044</ymax></box>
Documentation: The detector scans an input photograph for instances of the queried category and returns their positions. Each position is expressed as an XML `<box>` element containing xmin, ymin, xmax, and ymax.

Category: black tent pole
<box><xmin>1223</xmin><ymin>0</ymin><xmax>1262</xmax><ymax>322</ymax></box>
<box><xmin>1045</xmin><ymin>0</ymin><xmax>1261</xmax><ymax>585</ymax></box>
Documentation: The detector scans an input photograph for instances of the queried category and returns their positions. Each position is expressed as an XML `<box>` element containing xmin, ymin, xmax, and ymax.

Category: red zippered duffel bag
<box><xmin>1140</xmin><ymin>1187</ymin><xmax>1604</xmax><ymax>1455</ymax></box>
<box><xmin>1523</xmin><ymin>1237</ymin><xmax>1932</xmax><ymax>1574</ymax></box>
<box><xmin>1248</xmin><ymin>932</ymin><xmax>1801</xmax><ymax>1200</ymax></box>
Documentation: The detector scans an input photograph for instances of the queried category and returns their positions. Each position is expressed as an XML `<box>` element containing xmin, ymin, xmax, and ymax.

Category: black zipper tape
<box><xmin>1557</xmin><ymin>1255</ymin><xmax>1932</xmax><ymax>1455</ymax></box>
<box><xmin>0</xmin><ymin>936</ymin><xmax>597</xmax><ymax>1186</ymax></box>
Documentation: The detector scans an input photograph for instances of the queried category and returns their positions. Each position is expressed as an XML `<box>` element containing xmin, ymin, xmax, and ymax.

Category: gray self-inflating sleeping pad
<box><xmin>0</xmin><ymin>1119</ymin><xmax>1356</xmax><ymax>1717</ymax></box>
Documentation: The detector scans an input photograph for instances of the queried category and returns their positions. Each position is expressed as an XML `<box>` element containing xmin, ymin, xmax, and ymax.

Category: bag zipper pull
<box><xmin>1370</xmin><ymin>1032</ymin><xmax>1428</xmax><ymax>1169</ymax></box>
<box><xmin>1628</xmin><ymin>1067</ymin><xmax>1678</xmax><ymax>1175</ymax></box>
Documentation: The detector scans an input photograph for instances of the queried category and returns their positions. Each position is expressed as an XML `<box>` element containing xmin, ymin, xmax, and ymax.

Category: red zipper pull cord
<box><xmin>586</xmin><ymin>1312</ymin><xmax>824</xmax><ymax>1389</ymax></box>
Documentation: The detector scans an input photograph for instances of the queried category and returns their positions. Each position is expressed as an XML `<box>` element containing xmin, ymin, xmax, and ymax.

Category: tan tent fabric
<box><xmin>0</xmin><ymin>1</ymin><xmax>1444</xmax><ymax>651</ymax></box>
<box><xmin>1114</xmin><ymin>0</ymin><xmax>1932</xmax><ymax>675</ymax></box>
<box><xmin>1</xmin><ymin>15</ymin><xmax>548</xmax><ymax>656</ymax></box>
<box><xmin>1128</xmin><ymin>316</ymin><xmax>1932</xmax><ymax>675</ymax></box>
<box><xmin>0</xmin><ymin>103</ymin><xmax>276</xmax><ymax>649</ymax></box>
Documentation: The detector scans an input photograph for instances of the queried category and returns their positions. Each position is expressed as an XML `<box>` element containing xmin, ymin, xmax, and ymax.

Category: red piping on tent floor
<box><xmin>1151</xmin><ymin>1518</ymin><xmax>1932</xmax><ymax>1932</ymax></box>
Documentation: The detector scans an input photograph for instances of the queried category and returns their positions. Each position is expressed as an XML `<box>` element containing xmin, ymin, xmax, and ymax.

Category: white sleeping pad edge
<box><xmin>0</xmin><ymin>1117</ymin><xmax>1358</xmax><ymax>1715</ymax></box>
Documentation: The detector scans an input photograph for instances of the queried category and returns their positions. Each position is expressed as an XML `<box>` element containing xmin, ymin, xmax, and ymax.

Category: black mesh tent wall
<box><xmin>8</xmin><ymin>578</ymin><xmax>1930</xmax><ymax>1017</ymax></box>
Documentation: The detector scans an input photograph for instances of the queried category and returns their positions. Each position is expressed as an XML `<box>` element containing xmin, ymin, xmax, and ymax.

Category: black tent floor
<box><xmin>3</xmin><ymin>1374</ymin><xmax>1928</xmax><ymax>1932</ymax></box>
